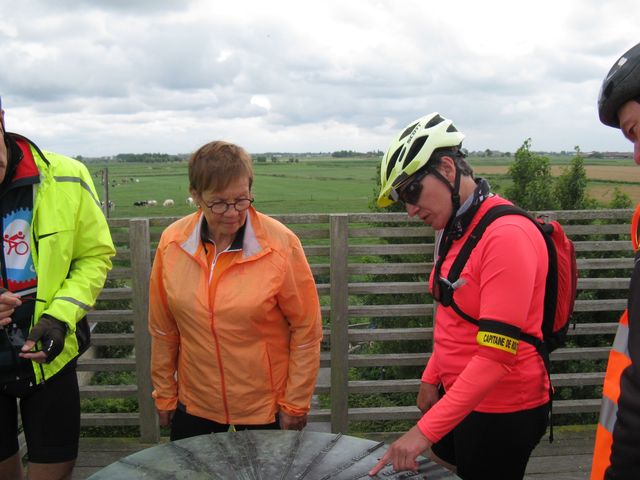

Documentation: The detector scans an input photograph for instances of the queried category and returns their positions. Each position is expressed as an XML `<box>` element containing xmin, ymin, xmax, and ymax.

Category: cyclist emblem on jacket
<box><xmin>2</xmin><ymin>209</ymin><xmax>36</xmax><ymax>289</ymax></box>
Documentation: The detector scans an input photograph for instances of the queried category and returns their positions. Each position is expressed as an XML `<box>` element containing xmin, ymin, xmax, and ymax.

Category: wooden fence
<box><xmin>81</xmin><ymin>209</ymin><xmax>635</xmax><ymax>442</ymax></box>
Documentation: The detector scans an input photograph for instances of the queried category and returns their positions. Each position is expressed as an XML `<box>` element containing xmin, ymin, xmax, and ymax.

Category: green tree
<box><xmin>555</xmin><ymin>146</ymin><xmax>588</xmax><ymax>210</ymax></box>
<box><xmin>505</xmin><ymin>139</ymin><xmax>557</xmax><ymax>210</ymax></box>
<box><xmin>609</xmin><ymin>187</ymin><xmax>632</xmax><ymax>208</ymax></box>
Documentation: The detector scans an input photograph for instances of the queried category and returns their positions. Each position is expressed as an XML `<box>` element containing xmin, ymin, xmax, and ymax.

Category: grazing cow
<box><xmin>147</xmin><ymin>200</ymin><xmax>158</xmax><ymax>207</ymax></box>
<box><xmin>163</xmin><ymin>199</ymin><xmax>175</xmax><ymax>207</ymax></box>
<box><xmin>186</xmin><ymin>196</ymin><xmax>195</xmax><ymax>207</ymax></box>
<box><xmin>133</xmin><ymin>200</ymin><xmax>148</xmax><ymax>207</ymax></box>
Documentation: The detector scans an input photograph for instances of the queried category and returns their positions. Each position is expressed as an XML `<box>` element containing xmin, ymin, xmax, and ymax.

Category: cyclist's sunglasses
<box><xmin>392</xmin><ymin>169</ymin><xmax>431</xmax><ymax>205</ymax></box>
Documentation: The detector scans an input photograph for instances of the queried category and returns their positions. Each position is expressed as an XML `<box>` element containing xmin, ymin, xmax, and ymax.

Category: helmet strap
<box><xmin>427</xmin><ymin>160</ymin><xmax>462</xmax><ymax>228</ymax></box>
<box><xmin>429</xmin><ymin>162</ymin><xmax>461</xmax><ymax>218</ymax></box>
<box><xmin>451</xmin><ymin>166</ymin><xmax>462</xmax><ymax>212</ymax></box>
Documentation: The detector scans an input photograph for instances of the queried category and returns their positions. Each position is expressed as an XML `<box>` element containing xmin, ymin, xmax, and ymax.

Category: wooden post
<box><xmin>102</xmin><ymin>168</ymin><xmax>110</xmax><ymax>218</ymax></box>
<box><xmin>129</xmin><ymin>218</ymin><xmax>159</xmax><ymax>442</ymax></box>
<box><xmin>330</xmin><ymin>214</ymin><xmax>349</xmax><ymax>433</ymax></box>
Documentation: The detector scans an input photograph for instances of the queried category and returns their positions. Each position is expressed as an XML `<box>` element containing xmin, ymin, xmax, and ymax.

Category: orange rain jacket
<box><xmin>149</xmin><ymin>207</ymin><xmax>323</xmax><ymax>425</ymax></box>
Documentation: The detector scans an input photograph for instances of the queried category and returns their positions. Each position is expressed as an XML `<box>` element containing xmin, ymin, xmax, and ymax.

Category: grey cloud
<box><xmin>0</xmin><ymin>0</ymin><xmax>638</xmax><ymax>156</ymax></box>
<box><xmin>22</xmin><ymin>0</ymin><xmax>188</xmax><ymax>15</ymax></box>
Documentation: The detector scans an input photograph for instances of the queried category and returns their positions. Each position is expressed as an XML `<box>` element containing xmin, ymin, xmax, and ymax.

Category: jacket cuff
<box><xmin>279</xmin><ymin>402</ymin><xmax>308</xmax><ymax>417</ymax></box>
<box><xmin>152</xmin><ymin>391</ymin><xmax>178</xmax><ymax>412</ymax></box>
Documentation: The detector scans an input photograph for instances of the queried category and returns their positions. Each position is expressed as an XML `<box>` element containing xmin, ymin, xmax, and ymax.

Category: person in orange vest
<box><xmin>592</xmin><ymin>41</ymin><xmax>640</xmax><ymax>480</ymax></box>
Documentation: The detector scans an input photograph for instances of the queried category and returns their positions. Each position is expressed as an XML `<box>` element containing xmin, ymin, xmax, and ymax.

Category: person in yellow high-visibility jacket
<box><xmin>592</xmin><ymin>41</ymin><xmax>640</xmax><ymax>480</ymax></box>
<box><xmin>0</xmin><ymin>96</ymin><xmax>115</xmax><ymax>480</ymax></box>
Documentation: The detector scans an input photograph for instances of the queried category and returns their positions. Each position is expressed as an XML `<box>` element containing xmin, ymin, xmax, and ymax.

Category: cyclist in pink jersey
<box><xmin>370</xmin><ymin>113</ymin><xmax>550</xmax><ymax>480</ymax></box>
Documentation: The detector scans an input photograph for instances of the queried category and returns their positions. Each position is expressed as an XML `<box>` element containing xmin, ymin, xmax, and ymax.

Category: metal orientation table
<box><xmin>87</xmin><ymin>430</ymin><xmax>461</xmax><ymax>479</ymax></box>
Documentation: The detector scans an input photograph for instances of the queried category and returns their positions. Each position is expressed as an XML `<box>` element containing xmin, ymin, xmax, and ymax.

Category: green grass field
<box><xmin>86</xmin><ymin>155</ymin><xmax>640</xmax><ymax>218</ymax></box>
<box><xmin>88</xmin><ymin>157</ymin><xmax>381</xmax><ymax>218</ymax></box>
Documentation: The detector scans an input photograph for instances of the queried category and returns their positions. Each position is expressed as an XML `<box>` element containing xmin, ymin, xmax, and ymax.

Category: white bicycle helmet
<box><xmin>599</xmin><ymin>41</ymin><xmax>640</xmax><ymax>128</ymax></box>
<box><xmin>377</xmin><ymin>113</ymin><xmax>465</xmax><ymax>207</ymax></box>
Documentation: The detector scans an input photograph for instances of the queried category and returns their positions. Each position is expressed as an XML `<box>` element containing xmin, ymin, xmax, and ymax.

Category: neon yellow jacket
<box><xmin>19</xmin><ymin>136</ymin><xmax>115</xmax><ymax>383</ymax></box>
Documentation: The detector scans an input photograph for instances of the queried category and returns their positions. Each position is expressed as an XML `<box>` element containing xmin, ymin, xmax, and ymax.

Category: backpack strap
<box><xmin>446</xmin><ymin>204</ymin><xmax>526</xmax><ymax>282</ymax></box>
<box><xmin>440</xmin><ymin>204</ymin><xmax>528</xmax><ymax>316</ymax></box>
<box><xmin>444</xmin><ymin>204</ymin><xmax>549</xmax><ymax>355</ymax></box>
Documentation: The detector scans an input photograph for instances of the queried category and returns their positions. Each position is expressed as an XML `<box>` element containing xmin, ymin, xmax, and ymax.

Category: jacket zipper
<box><xmin>208</xmin><ymin>248</ymin><xmax>231</xmax><ymax>424</ymax></box>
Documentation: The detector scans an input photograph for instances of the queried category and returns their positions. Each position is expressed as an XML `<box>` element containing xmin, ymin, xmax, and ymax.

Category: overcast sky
<box><xmin>1</xmin><ymin>0</ymin><xmax>639</xmax><ymax>157</ymax></box>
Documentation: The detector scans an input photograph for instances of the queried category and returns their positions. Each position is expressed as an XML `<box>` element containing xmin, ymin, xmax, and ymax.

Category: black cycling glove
<box><xmin>26</xmin><ymin>314</ymin><xmax>67</xmax><ymax>362</ymax></box>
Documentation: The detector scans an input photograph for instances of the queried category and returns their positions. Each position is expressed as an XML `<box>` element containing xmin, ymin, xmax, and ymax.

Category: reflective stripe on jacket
<box><xmin>149</xmin><ymin>208</ymin><xmax>322</xmax><ymax>425</ymax></box>
<box><xmin>592</xmin><ymin>312</ymin><xmax>631</xmax><ymax>479</ymax></box>
<box><xmin>20</xmin><ymin>137</ymin><xmax>115</xmax><ymax>383</ymax></box>
<box><xmin>591</xmin><ymin>204</ymin><xmax>640</xmax><ymax>479</ymax></box>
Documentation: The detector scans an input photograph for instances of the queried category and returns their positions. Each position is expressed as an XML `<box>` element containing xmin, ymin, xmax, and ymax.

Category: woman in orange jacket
<box><xmin>149</xmin><ymin>141</ymin><xmax>323</xmax><ymax>440</ymax></box>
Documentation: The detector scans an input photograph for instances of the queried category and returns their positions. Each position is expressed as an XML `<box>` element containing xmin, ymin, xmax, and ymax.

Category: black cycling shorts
<box><xmin>170</xmin><ymin>403</ymin><xmax>280</xmax><ymax>442</ymax></box>
<box><xmin>0</xmin><ymin>366</ymin><xmax>80</xmax><ymax>463</ymax></box>
<box><xmin>431</xmin><ymin>402</ymin><xmax>550</xmax><ymax>480</ymax></box>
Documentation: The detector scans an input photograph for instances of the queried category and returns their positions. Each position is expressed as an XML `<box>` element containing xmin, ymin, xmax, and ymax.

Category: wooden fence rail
<box><xmin>81</xmin><ymin>208</ymin><xmax>634</xmax><ymax>440</ymax></box>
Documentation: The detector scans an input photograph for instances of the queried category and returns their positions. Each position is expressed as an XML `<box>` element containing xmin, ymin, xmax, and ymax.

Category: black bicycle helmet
<box><xmin>598</xmin><ymin>41</ymin><xmax>640</xmax><ymax>128</ymax></box>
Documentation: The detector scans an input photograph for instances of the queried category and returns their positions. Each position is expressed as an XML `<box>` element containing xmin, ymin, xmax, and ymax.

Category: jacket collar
<box><xmin>1</xmin><ymin>134</ymin><xmax>41</xmax><ymax>193</ymax></box>
<box><xmin>199</xmin><ymin>215</ymin><xmax>246</xmax><ymax>252</ymax></box>
<box><xmin>179</xmin><ymin>207</ymin><xmax>264</xmax><ymax>259</ymax></box>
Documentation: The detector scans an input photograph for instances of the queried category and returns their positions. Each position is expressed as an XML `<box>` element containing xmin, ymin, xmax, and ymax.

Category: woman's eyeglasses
<box><xmin>205</xmin><ymin>198</ymin><xmax>254</xmax><ymax>214</ymax></box>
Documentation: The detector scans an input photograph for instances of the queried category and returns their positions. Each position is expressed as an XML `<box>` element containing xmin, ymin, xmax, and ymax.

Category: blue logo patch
<box><xmin>3</xmin><ymin>208</ymin><xmax>36</xmax><ymax>291</ymax></box>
